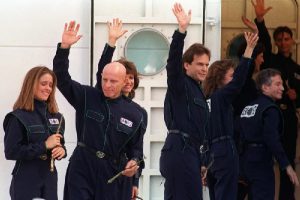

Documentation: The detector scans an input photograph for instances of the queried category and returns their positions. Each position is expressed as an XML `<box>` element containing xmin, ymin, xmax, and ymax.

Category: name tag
<box><xmin>49</xmin><ymin>118</ymin><xmax>59</xmax><ymax>124</ymax></box>
<box><xmin>120</xmin><ymin>117</ymin><xmax>133</xmax><ymax>127</ymax></box>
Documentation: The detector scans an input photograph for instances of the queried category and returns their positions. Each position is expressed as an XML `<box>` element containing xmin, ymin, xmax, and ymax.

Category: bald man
<box><xmin>53</xmin><ymin>21</ymin><xmax>147</xmax><ymax>200</ymax></box>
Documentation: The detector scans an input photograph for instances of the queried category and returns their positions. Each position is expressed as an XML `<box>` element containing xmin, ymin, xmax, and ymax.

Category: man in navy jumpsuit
<box><xmin>248</xmin><ymin>1</ymin><xmax>300</xmax><ymax>198</ymax></box>
<box><xmin>160</xmin><ymin>3</ymin><xmax>210</xmax><ymax>200</ymax></box>
<box><xmin>239</xmin><ymin>69</ymin><xmax>299</xmax><ymax>199</ymax></box>
<box><xmin>53</xmin><ymin>21</ymin><xmax>147</xmax><ymax>200</ymax></box>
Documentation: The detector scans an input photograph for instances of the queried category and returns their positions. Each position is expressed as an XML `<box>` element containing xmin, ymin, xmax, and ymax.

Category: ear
<box><xmin>261</xmin><ymin>84</ymin><xmax>269</xmax><ymax>94</ymax></box>
<box><xmin>183</xmin><ymin>62</ymin><xmax>189</xmax><ymax>71</ymax></box>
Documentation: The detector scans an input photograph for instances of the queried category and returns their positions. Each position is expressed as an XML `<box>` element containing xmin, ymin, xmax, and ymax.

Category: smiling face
<box><xmin>122</xmin><ymin>73</ymin><xmax>134</xmax><ymax>96</ymax></box>
<box><xmin>34</xmin><ymin>73</ymin><xmax>53</xmax><ymax>101</ymax></box>
<box><xmin>274</xmin><ymin>32</ymin><xmax>294</xmax><ymax>57</ymax></box>
<box><xmin>262</xmin><ymin>75</ymin><xmax>284</xmax><ymax>100</ymax></box>
<box><xmin>184</xmin><ymin>54</ymin><xmax>210</xmax><ymax>82</ymax></box>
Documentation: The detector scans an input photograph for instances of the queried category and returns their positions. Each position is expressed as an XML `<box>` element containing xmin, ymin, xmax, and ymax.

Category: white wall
<box><xmin>0</xmin><ymin>1</ymin><xmax>91</xmax><ymax>199</ymax></box>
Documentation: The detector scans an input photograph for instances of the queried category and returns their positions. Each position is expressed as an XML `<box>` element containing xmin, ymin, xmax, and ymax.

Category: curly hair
<box><xmin>203</xmin><ymin>59</ymin><xmax>235</xmax><ymax>97</ymax></box>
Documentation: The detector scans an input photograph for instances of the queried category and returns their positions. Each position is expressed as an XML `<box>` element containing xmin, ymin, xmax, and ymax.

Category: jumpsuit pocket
<box><xmin>28</xmin><ymin>125</ymin><xmax>46</xmax><ymax>143</ymax></box>
<box><xmin>194</xmin><ymin>98</ymin><xmax>207</xmax><ymax>108</ymax></box>
<box><xmin>116</xmin><ymin>123</ymin><xmax>133</xmax><ymax>135</ymax></box>
<box><xmin>86</xmin><ymin>110</ymin><xmax>104</xmax><ymax>123</ymax></box>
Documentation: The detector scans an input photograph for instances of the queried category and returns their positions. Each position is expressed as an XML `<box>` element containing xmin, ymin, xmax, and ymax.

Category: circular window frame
<box><xmin>124</xmin><ymin>28</ymin><xmax>170</xmax><ymax>76</ymax></box>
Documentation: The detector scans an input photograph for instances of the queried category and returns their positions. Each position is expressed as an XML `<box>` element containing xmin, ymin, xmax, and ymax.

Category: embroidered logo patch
<box><xmin>240</xmin><ymin>104</ymin><xmax>258</xmax><ymax>118</ymax></box>
<box><xmin>49</xmin><ymin>118</ymin><xmax>59</xmax><ymax>124</ymax></box>
<box><xmin>120</xmin><ymin>117</ymin><xmax>133</xmax><ymax>127</ymax></box>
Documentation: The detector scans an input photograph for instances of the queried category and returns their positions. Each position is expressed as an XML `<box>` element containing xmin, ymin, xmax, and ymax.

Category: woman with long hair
<box><xmin>202</xmin><ymin>32</ymin><xmax>258</xmax><ymax>200</ymax></box>
<box><xmin>3</xmin><ymin>66</ymin><xmax>66</xmax><ymax>200</ymax></box>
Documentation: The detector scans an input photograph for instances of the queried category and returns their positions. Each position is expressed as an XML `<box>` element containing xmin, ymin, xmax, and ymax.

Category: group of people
<box><xmin>2</xmin><ymin>1</ymin><xmax>300</xmax><ymax>200</ymax></box>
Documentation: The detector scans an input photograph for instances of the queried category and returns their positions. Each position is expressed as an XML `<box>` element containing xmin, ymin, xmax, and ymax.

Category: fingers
<box><xmin>52</xmin><ymin>146</ymin><xmax>65</xmax><ymax>159</ymax></box>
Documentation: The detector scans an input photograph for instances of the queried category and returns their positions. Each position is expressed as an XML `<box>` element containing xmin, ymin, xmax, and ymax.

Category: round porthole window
<box><xmin>124</xmin><ymin>29</ymin><xmax>169</xmax><ymax>76</ymax></box>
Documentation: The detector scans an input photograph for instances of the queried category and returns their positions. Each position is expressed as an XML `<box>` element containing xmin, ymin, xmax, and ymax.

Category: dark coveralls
<box><xmin>95</xmin><ymin>43</ymin><xmax>146</xmax><ymax>189</ymax></box>
<box><xmin>233</xmin><ymin>56</ymin><xmax>259</xmax><ymax>200</ymax></box>
<box><xmin>159</xmin><ymin>30</ymin><xmax>209</xmax><ymax>200</ymax></box>
<box><xmin>256</xmin><ymin>19</ymin><xmax>300</xmax><ymax>199</ymax></box>
<box><xmin>207</xmin><ymin>57</ymin><xmax>252</xmax><ymax>200</ymax></box>
<box><xmin>53</xmin><ymin>44</ymin><xmax>147</xmax><ymax>200</ymax></box>
<box><xmin>239</xmin><ymin>94</ymin><xmax>290</xmax><ymax>200</ymax></box>
<box><xmin>3</xmin><ymin>99</ymin><xmax>65</xmax><ymax>200</ymax></box>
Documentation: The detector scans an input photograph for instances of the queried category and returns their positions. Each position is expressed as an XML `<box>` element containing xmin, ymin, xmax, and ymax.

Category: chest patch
<box><xmin>49</xmin><ymin>118</ymin><xmax>59</xmax><ymax>124</ymax></box>
<box><xmin>120</xmin><ymin>117</ymin><xmax>133</xmax><ymax>127</ymax></box>
<box><xmin>241</xmin><ymin>104</ymin><xmax>258</xmax><ymax>118</ymax></box>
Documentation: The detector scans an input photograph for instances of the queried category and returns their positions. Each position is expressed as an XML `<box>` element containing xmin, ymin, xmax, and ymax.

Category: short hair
<box><xmin>273</xmin><ymin>26</ymin><xmax>293</xmax><ymax>40</ymax></box>
<box><xmin>255</xmin><ymin>68</ymin><xmax>281</xmax><ymax>92</ymax></box>
<box><xmin>13</xmin><ymin>66</ymin><xmax>58</xmax><ymax>113</ymax></box>
<box><xmin>203</xmin><ymin>59</ymin><xmax>235</xmax><ymax>97</ymax></box>
<box><xmin>116</xmin><ymin>57</ymin><xmax>139</xmax><ymax>99</ymax></box>
<box><xmin>182</xmin><ymin>43</ymin><xmax>211</xmax><ymax>65</ymax></box>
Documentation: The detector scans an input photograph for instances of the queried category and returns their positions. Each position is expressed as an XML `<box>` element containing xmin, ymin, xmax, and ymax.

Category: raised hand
<box><xmin>241</xmin><ymin>16</ymin><xmax>258</xmax><ymax>34</ymax></box>
<box><xmin>172</xmin><ymin>3</ymin><xmax>191</xmax><ymax>33</ymax></box>
<box><xmin>243</xmin><ymin>32</ymin><xmax>259</xmax><ymax>58</ymax></box>
<box><xmin>251</xmin><ymin>0</ymin><xmax>272</xmax><ymax>22</ymax></box>
<box><xmin>107</xmin><ymin>18</ymin><xmax>128</xmax><ymax>47</ymax></box>
<box><xmin>61</xmin><ymin>21</ymin><xmax>82</xmax><ymax>49</ymax></box>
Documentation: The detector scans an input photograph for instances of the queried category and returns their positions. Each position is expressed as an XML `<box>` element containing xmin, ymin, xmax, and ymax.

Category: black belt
<box><xmin>168</xmin><ymin>129</ymin><xmax>202</xmax><ymax>149</ymax></box>
<box><xmin>77</xmin><ymin>142</ymin><xmax>108</xmax><ymax>159</ymax></box>
<box><xmin>211</xmin><ymin>135</ymin><xmax>232</xmax><ymax>144</ymax></box>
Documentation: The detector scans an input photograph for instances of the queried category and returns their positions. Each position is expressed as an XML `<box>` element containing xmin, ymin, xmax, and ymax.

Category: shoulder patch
<box><xmin>240</xmin><ymin>104</ymin><xmax>258</xmax><ymax>118</ymax></box>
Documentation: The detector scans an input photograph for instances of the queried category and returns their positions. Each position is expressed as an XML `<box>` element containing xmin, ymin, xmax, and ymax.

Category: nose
<box><xmin>46</xmin><ymin>84</ymin><xmax>52</xmax><ymax>91</ymax></box>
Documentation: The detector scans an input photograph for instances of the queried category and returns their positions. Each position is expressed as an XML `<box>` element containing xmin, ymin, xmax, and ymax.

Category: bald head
<box><xmin>101</xmin><ymin>62</ymin><xmax>126</xmax><ymax>99</ymax></box>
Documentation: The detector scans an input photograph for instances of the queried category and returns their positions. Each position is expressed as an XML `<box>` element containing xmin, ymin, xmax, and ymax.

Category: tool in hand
<box><xmin>50</xmin><ymin>115</ymin><xmax>63</xmax><ymax>172</ymax></box>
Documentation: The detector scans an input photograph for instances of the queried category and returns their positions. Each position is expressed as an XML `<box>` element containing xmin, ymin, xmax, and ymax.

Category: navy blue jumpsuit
<box><xmin>53</xmin><ymin>44</ymin><xmax>147</xmax><ymax>200</ymax></box>
<box><xmin>159</xmin><ymin>30</ymin><xmax>209</xmax><ymax>200</ymax></box>
<box><xmin>95</xmin><ymin>43</ymin><xmax>146</xmax><ymax>190</ymax></box>
<box><xmin>3</xmin><ymin>99</ymin><xmax>65</xmax><ymax>200</ymax></box>
<box><xmin>206</xmin><ymin>57</ymin><xmax>252</xmax><ymax>200</ymax></box>
<box><xmin>255</xmin><ymin>19</ymin><xmax>300</xmax><ymax>200</ymax></box>
<box><xmin>239</xmin><ymin>94</ymin><xmax>290</xmax><ymax>200</ymax></box>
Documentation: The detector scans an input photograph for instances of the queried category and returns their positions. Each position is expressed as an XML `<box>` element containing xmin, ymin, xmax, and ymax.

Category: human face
<box><xmin>274</xmin><ymin>32</ymin><xmax>294</xmax><ymax>57</ymax></box>
<box><xmin>222</xmin><ymin>67</ymin><xmax>234</xmax><ymax>85</ymax></box>
<box><xmin>101</xmin><ymin>64</ymin><xmax>126</xmax><ymax>99</ymax></box>
<box><xmin>34</xmin><ymin>73</ymin><xmax>53</xmax><ymax>101</ymax></box>
<box><xmin>262</xmin><ymin>75</ymin><xmax>284</xmax><ymax>100</ymax></box>
<box><xmin>184</xmin><ymin>54</ymin><xmax>210</xmax><ymax>82</ymax></box>
<box><xmin>254</xmin><ymin>52</ymin><xmax>264</xmax><ymax>73</ymax></box>
<box><xmin>122</xmin><ymin>73</ymin><xmax>134</xmax><ymax>97</ymax></box>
